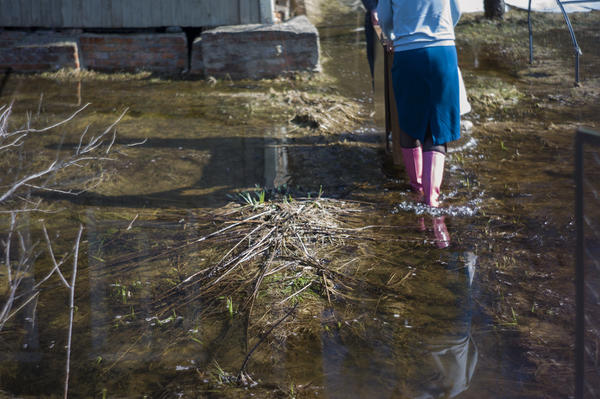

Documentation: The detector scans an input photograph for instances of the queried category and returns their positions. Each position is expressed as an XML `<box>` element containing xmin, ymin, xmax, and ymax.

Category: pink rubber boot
<box><xmin>401</xmin><ymin>147</ymin><xmax>423</xmax><ymax>193</ymax></box>
<box><xmin>422</xmin><ymin>151</ymin><xmax>445</xmax><ymax>207</ymax></box>
<box><xmin>432</xmin><ymin>216</ymin><xmax>450</xmax><ymax>249</ymax></box>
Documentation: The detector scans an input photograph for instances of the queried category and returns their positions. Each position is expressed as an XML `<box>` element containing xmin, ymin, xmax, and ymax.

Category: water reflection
<box><xmin>321</xmin><ymin>252</ymin><xmax>478</xmax><ymax>398</ymax></box>
<box><xmin>432</xmin><ymin>216</ymin><xmax>451</xmax><ymax>249</ymax></box>
<box><xmin>264</xmin><ymin>126</ymin><xmax>290</xmax><ymax>189</ymax></box>
<box><xmin>413</xmin><ymin>251</ymin><xmax>477</xmax><ymax>398</ymax></box>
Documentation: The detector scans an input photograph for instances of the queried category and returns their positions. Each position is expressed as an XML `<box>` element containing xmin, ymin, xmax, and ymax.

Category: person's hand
<box><xmin>382</xmin><ymin>38</ymin><xmax>393</xmax><ymax>52</ymax></box>
<box><xmin>371</xmin><ymin>10</ymin><xmax>379</xmax><ymax>26</ymax></box>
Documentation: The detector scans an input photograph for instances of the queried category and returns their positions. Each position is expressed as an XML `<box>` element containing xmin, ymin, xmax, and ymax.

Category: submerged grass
<box><xmin>32</xmin><ymin>67</ymin><xmax>364</xmax><ymax>137</ymax></box>
<box><xmin>85</xmin><ymin>195</ymin><xmax>431</xmax><ymax>394</ymax></box>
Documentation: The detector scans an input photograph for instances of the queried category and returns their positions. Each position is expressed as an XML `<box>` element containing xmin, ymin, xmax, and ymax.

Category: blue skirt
<box><xmin>391</xmin><ymin>45</ymin><xmax>460</xmax><ymax>146</ymax></box>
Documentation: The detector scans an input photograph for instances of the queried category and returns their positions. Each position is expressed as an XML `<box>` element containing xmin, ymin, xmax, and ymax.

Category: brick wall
<box><xmin>79</xmin><ymin>33</ymin><xmax>187</xmax><ymax>73</ymax></box>
<box><xmin>0</xmin><ymin>16</ymin><xmax>321</xmax><ymax>78</ymax></box>
<box><xmin>0</xmin><ymin>31</ymin><xmax>79</xmax><ymax>72</ymax></box>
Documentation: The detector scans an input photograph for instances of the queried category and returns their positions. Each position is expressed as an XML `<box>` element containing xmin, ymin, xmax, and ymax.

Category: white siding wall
<box><xmin>0</xmin><ymin>0</ymin><xmax>274</xmax><ymax>28</ymax></box>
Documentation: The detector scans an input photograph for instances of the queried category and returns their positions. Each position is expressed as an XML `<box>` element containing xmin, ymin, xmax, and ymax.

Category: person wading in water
<box><xmin>376</xmin><ymin>0</ymin><xmax>462</xmax><ymax>208</ymax></box>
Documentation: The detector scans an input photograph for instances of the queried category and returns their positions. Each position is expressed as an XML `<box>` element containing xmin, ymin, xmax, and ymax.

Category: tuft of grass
<box><xmin>238</xmin><ymin>190</ymin><xmax>266</xmax><ymax>208</ymax></box>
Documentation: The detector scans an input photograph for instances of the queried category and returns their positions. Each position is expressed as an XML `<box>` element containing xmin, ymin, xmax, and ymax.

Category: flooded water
<box><xmin>1</xmin><ymin>3</ymin><xmax>599</xmax><ymax>398</ymax></box>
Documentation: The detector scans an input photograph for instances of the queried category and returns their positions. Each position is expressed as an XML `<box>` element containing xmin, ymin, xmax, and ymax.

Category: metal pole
<box><xmin>554</xmin><ymin>0</ymin><xmax>583</xmax><ymax>83</ymax></box>
<box><xmin>575</xmin><ymin>51</ymin><xmax>580</xmax><ymax>85</ymax></box>
<box><xmin>528</xmin><ymin>0</ymin><xmax>533</xmax><ymax>64</ymax></box>
<box><xmin>575</xmin><ymin>128</ymin><xmax>584</xmax><ymax>399</ymax></box>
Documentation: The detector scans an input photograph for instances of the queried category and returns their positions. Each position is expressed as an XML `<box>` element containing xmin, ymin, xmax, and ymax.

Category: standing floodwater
<box><xmin>0</xmin><ymin>1</ymin><xmax>599</xmax><ymax>397</ymax></box>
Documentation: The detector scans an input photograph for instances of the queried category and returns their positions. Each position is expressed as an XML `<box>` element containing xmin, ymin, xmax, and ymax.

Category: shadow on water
<box><xmin>0</xmin><ymin>68</ymin><xmax>11</xmax><ymax>97</ymax></box>
<box><xmin>39</xmin><ymin>132</ymin><xmax>386</xmax><ymax>209</ymax></box>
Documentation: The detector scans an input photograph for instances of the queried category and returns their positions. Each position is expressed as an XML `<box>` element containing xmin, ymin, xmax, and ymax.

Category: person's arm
<box><xmin>376</xmin><ymin>0</ymin><xmax>392</xmax><ymax>39</ymax></box>
<box><xmin>361</xmin><ymin>0</ymin><xmax>379</xmax><ymax>25</ymax></box>
<box><xmin>450</xmin><ymin>0</ymin><xmax>462</xmax><ymax>26</ymax></box>
<box><xmin>361</xmin><ymin>0</ymin><xmax>378</xmax><ymax>12</ymax></box>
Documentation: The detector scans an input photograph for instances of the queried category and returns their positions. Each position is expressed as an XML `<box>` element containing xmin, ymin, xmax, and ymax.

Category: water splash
<box><xmin>394</xmin><ymin>198</ymin><xmax>481</xmax><ymax>217</ymax></box>
<box><xmin>448</xmin><ymin>136</ymin><xmax>478</xmax><ymax>153</ymax></box>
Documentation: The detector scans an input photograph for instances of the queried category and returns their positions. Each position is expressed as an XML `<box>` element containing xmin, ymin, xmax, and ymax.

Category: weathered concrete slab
<box><xmin>200</xmin><ymin>15</ymin><xmax>320</xmax><ymax>79</ymax></box>
<box><xmin>0</xmin><ymin>31</ymin><xmax>79</xmax><ymax>72</ymax></box>
<box><xmin>79</xmin><ymin>33</ymin><xmax>187</xmax><ymax>73</ymax></box>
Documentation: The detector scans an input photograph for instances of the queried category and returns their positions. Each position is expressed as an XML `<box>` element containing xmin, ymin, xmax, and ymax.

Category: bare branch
<box><xmin>0</xmin><ymin>133</ymin><xmax>27</xmax><ymax>151</ymax></box>
<box><xmin>0</xmin><ymin>161</ymin><xmax>58</xmax><ymax>203</ymax></box>
<box><xmin>3</xmin><ymin>291</ymin><xmax>39</xmax><ymax>324</ymax></box>
<box><xmin>10</xmin><ymin>103</ymin><xmax>90</xmax><ymax>135</ymax></box>
<box><xmin>0</xmin><ymin>102</ymin><xmax>13</xmax><ymax>134</ymax></box>
<box><xmin>0</xmin><ymin>214</ymin><xmax>28</xmax><ymax>331</ymax></box>
<box><xmin>105</xmin><ymin>128</ymin><xmax>117</xmax><ymax>154</ymax></box>
<box><xmin>5</xmin><ymin>213</ymin><xmax>15</xmax><ymax>283</ymax></box>
<box><xmin>126</xmin><ymin>214</ymin><xmax>139</xmax><ymax>231</ymax></box>
<box><xmin>238</xmin><ymin>303</ymin><xmax>298</xmax><ymax>378</ymax></box>
<box><xmin>278</xmin><ymin>281</ymin><xmax>312</xmax><ymax>305</ymax></box>
<box><xmin>79</xmin><ymin>108</ymin><xmax>127</xmax><ymax>154</ymax></box>
<box><xmin>64</xmin><ymin>224</ymin><xmax>83</xmax><ymax>399</ymax></box>
<box><xmin>23</xmin><ymin>184</ymin><xmax>86</xmax><ymax>196</ymax></box>
<box><xmin>40</xmin><ymin>223</ymin><xmax>70</xmax><ymax>289</ymax></box>
<box><xmin>75</xmin><ymin>125</ymin><xmax>90</xmax><ymax>155</ymax></box>
<box><xmin>126</xmin><ymin>138</ymin><xmax>147</xmax><ymax>147</ymax></box>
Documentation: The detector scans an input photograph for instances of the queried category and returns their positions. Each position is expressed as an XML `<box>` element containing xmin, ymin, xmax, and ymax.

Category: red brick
<box><xmin>79</xmin><ymin>32</ymin><xmax>187</xmax><ymax>73</ymax></box>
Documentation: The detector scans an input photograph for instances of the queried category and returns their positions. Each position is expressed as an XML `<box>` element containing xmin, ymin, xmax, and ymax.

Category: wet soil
<box><xmin>0</xmin><ymin>3</ymin><xmax>598</xmax><ymax>399</ymax></box>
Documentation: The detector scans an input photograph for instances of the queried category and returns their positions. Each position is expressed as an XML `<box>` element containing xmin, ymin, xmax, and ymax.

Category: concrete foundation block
<box><xmin>0</xmin><ymin>31</ymin><xmax>79</xmax><ymax>72</ymax></box>
<box><xmin>79</xmin><ymin>33</ymin><xmax>187</xmax><ymax>73</ymax></box>
<box><xmin>201</xmin><ymin>15</ymin><xmax>320</xmax><ymax>79</ymax></box>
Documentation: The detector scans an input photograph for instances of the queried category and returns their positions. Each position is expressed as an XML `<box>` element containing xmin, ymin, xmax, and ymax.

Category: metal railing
<box><xmin>576</xmin><ymin>127</ymin><xmax>600</xmax><ymax>398</ymax></box>
<box><xmin>528</xmin><ymin>0</ymin><xmax>600</xmax><ymax>84</ymax></box>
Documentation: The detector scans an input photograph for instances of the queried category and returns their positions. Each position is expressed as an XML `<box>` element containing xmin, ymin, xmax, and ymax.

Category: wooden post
<box><xmin>374</xmin><ymin>25</ymin><xmax>403</xmax><ymax>166</ymax></box>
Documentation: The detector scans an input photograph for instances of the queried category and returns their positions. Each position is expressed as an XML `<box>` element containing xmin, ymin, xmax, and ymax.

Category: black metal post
<box><xmin>575</xmin><ymin>51</ymin><xmax>580</xmax><ymax>85</ymax></box>
<box><xmin>528</xmin><ymin>0</ymin><xmax>533</xmax><ymax>64</ymax></box>
<box><xmin>575</xmin><ymin>127</ymin><xmax>600</xmax><ymax>398</ymax></box>
<box><xmin>554</xmin><ymin>0</ymin><xmax>583</xmax><ymax>84</ymax></box>
<box><xmin>575</xmin><ymin>128</ymin><xmax>585</xmax><ymax>399</ymax></box>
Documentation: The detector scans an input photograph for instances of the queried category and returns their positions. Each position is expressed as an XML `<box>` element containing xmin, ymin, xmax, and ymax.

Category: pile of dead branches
<box><xmin>154</xmin><ymin>196</ymin><xmax>408</xmax><ymax>321</ymax></box>
<box><xmin>140</xmin><ymin>196</ymin><xmax>419</xmax><ymax>382</ymax></box>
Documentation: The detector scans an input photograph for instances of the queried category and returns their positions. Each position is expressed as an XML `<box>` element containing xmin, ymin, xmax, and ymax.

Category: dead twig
<box><xmin>237</xmin><ymin>303</ymin><xmax>298</xmax><ymax>380</ymax></box>
<box><xmin>10</xmin><ymin>103</ymin><xmax>90</xmax><ymax>135</ymax></box>
<box><xmin>64</xmin><ymin>224</ymin><xmax>83</xmax><ymax>399</ymax></box>
<box><xmin>278</xmin><ymin>281</ymin><xmax>312</xmax><ymax>305</ymax></box>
